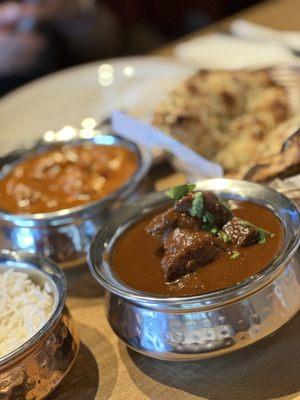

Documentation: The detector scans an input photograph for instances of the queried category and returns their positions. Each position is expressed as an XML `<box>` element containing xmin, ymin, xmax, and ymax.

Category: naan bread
<box><xmin>153</xmin><ymin>70</ymin><xmax>296</xmax><ymax>181</ymax></box>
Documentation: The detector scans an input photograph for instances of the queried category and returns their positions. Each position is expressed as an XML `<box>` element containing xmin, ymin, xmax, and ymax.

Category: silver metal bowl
<box><xmin>89</xmin><ymin>179</ymin><xmax>300</xmax><ymax>360</ymax></box>
<box><xmin>0</xmin><ymin>249</ymin><xmax>79</xmax><ymax>399</ymax></box>
<box><xmin>0</xmin><ymin>135</ymin><xmax>151</xmax><ymax>267</ymax></box>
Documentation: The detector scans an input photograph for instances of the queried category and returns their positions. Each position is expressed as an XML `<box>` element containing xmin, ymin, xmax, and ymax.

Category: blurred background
<box><xmin>0</xmin><ymin>0</ymin><xmax>263</xmax><ymax>96</ymax></box>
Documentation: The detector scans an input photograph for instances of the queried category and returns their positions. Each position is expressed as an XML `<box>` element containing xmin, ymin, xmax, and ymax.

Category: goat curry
<box><xmin>113</xmin><ymin>184</ymin><xmax>284</xmax><ymax>296</ymax></box>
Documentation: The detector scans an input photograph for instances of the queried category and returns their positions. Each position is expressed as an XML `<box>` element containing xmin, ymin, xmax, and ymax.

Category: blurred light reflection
<box><xmin>15</xmin><ymin>227</ymin><xmax>35</xmax><ymax>250</ymax></box>
<box><xmin>44</xmin><ymin>131</ymin><xmax>56</xmax><ymax>142</ymax></box>
<box><xmin>79</xmin><ymin>129</ymin><xmax>96</xmax><ymax>138</ymax></box>
<box><xmin>55</xmin><ymin>125</ymin><xmax>77</xmax><ymax>141</ymax></box>
<box><xmin>123</xmin><ymin>65</ymin><xmax>135</xmax><ymax>77</ymax></box>
<box><xmin>98</xmin><ymin>63</ymin><xmax>114</xmax><ymax>86</ymax></box>
<box><xmin>81</xmin><ymin>117</ymin><xmax>97</xmax><ymax>130</ymax></box>
<box><xmin>43</xmin><ymin>118</ymin><xmax>102</xmax><ymax>142</ymax></box>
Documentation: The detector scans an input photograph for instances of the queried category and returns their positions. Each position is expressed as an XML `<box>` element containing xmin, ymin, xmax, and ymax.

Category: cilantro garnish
<box><xmin>238</xmin><ymin>218</ymin><xmax>274</xmax><ymax>243</ymax></box>
<box><xmin>230</xmin><ymin>251</ymin><xmax>240</xmax><ymax>259</ymax></box>
<box><xmin>166</xmin><ymin>183</ymin><xmax>196</xmax><ymax>200</ymax></box>
<box><xmin>202</xmin><ymin>212</ymin><xmax>215</xmax><ymax>225</ymax></box>
<box><xmin>258</xmin><ymin>230</ymin><xmax>266</xmax><ymax>244</ymax></box>
<box><xmin>190</xmin><ymin>191</ymin><xmax>204</xmax><ymax>218</ymax></box>
<box><xmin>202</xmin><ymin>212</ymin><xmax>218</xmax><ymax>235</ymax></box>
<box><xmin>210</xmin><ymin>227</ymin><xmax>218</xmax><ymax>236</ymax></box>
<box><xmin>218</xmin><ymin>231</ymin><xmax>231</xmax><ymax>243</ymax></box>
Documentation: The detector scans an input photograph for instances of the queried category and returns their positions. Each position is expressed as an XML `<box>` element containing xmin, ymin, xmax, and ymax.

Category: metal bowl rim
<box><xmin>88</xmin><ymin>179</ymin><xmax>300</xmax><ymax>309</ymax></box>
<box><xmin>0</xmin><ymin>134</ymin><xmax>152</xmax><ymax>224</ymax></box>
<box><xmin>0</xmin><ymin>249</ymin><xmax>67</xmax><ymax>368</ymax></box>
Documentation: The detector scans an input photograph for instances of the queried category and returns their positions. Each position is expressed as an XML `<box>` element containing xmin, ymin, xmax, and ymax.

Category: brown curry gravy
<box><xmin>0</xmin><ymin>143</ymin><xmax>138</xmax><ymax>214</ymax></box>
<box><xmin>112</xmin><ymin>201</ymin><xmax>284</xmax><ymax>296</ymax></box>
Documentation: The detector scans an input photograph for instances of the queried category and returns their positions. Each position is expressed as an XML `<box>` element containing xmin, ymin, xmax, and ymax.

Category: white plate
<box><xmin>0</xmin><ymin>56</ymin><xmax>193</xmax><ymax>149</ymax></box>
<box><xmin>174</xmin><ymin>33</ymin><xmax>297</xmax><ymax>69</ymax></box>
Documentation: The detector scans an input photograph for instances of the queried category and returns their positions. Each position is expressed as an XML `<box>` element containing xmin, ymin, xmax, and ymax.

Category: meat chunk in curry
<box><xmin>174</xmin><ymin>191</ymin><xmax>233</xmax><ymax>228</ymax></box>
<box><xmin>146</xmin><ymin>185</ymin><xmax>270</xmax><ymax>282</ymax></box>
<box><xmin>147</xmin><ymin>190</ymin><xmax>232</xmax><ymax>243</ymax></box>
<box><xmin>146</xmin><ymin>207</ymin><xmax>201</xmax><ymax>243</ymax></box>
<box><xmin>162</xmin><ymin>228</ymin><xmax>221</xmax><ymax>281</ymax></box>
<box><xmin>222</xmin><ymin>217</ymin><xmax>259</xmax><ymax>246</ymax></box>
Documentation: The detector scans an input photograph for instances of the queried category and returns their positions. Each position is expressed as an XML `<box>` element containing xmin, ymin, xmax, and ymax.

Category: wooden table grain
<box><xmin>50</xmin><ymin>0</ymin><xmax>300</xmax><ymax>398</ymax></box>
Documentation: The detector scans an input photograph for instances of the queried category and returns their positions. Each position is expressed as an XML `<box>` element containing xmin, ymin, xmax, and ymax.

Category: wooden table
<box><xmin>49</xmin><ymin>0</ymin><xmax>300</xmax><ymax>398</ymax></box>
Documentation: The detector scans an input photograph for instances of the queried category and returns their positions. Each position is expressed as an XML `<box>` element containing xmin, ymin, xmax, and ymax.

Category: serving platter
<box><xmin>0</xmin><ymin>56</ymin><xmax>193</xmax><ymax>154</ymax></box>
<box><xmin>1</xmin><ymin>56</ymin><xmax>300</xmax><ymax>185</ymax></box>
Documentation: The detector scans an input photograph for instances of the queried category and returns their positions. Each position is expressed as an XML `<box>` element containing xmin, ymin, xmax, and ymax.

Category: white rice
<box><xmin>0</xmin><ymin>269</ymin><xmax>53</xmax><ymax>359</ymax></box>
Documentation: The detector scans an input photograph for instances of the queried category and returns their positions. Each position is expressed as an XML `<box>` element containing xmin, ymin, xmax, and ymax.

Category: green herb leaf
<box><xmin>219</xmin><ymin>231</ymin><xmax>231</xmax><ymax>243</ymax></box>
<box><xmin>190</xmin><ymin>191</ymin><xmax>204</xmax><ymax>218</ymax></box>
<box><xmin>202</xmin><ymin>223</ymin><xmax>216</xmax><ymax>233</ymax></box>
<box><xmin>230</xmin><ymin>251</ymin><xmax>240</xmax><ymax>259</ymax></box>
<box><xmin>210</xmin><ymin>227</ymin><xmax>218</xmax><ymax>236</ymax></box>
<box><xmin>258</xmin><ymin>230</ymin><xmax>266</xmax><ymax>244</ymax></box>
<box><xmin>166</xmin><ymin>183</ymin><xmax>196</xmax><ymax>200</ymax></box>
<box><xmin>201</xmin><ymin>212</ymin><xmax>218</xmax><ymax>235</ymax></box>
<box><xmin>202</xmin><ymin>212</ymin><xmax>215</xmax><ymax>225</ymax></box>
<box><xmin>202</xmin><ymin>212</ymin><xmax>219</xmax><ymax>236</ymax></box>
<box><xmin>238</xmin><ymin>218</ymin><xmax>274</xmax><ymax>238</ymax></box>
<box><xmin>238</xmin><ymin>218</ymin><xmax>275</xmax><ymax>245</ymax></box>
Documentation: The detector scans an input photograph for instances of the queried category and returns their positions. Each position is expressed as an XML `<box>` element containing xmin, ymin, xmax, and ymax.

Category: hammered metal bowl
<box><xmin>0</xmin><ymin>250</ymin><xmax>79</xmax><ymax>399</ymax></box>
<box><xmin>89</xmin><ymin>179</ymin><xmax>300</xmax><ymax>360</ymax></box>
<box><xmin>0</xmin><ymin>134</ymin><xmax>151</xmax><ymax>267</ymax></box>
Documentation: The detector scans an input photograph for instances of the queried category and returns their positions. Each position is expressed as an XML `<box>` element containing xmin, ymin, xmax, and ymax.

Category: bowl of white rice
<box><xmin>0</xmin><ymin>250</ymin><xmax>79</xmax><ymax>400</ymax></box>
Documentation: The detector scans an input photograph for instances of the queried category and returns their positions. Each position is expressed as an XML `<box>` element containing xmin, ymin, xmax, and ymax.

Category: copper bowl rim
<box><xmin>0</xmin><ymin>249</ymin><xmax>66</xmax><ymax>369</ymax></box>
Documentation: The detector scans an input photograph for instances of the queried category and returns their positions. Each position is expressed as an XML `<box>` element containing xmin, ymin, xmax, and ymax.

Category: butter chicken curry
<box><xmin>0</xmin><ymin>143</ymin><xmax>138</xmax><ymax>214</ymax></box>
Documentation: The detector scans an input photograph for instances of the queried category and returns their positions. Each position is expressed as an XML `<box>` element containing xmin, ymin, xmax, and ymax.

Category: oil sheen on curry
<box><xmin>113</xmin><ymin>184</ymin><xmax>284</xmax><ymax>296</ymax></box>
<box><xmin>0</xmin><ymin>143</ymin><xmax>138</xmax><ymax>214</ymax></box>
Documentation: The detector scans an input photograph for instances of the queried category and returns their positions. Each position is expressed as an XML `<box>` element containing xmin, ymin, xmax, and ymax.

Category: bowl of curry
<box><xmin>89</xmin><ymin>179</ymin><xmax>300</xmax><ymax>360</ymax></box>
<box><xmin>0</xmin><ymin>134</ymin><xmax>151</xmax><ymax>267</ymax></box>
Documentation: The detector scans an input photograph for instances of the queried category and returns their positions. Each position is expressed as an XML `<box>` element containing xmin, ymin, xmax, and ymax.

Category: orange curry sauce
<box><xmin>0</xmin><ymin>143</ymin><xmax>138</xmax><ymax>214</ymax></box>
